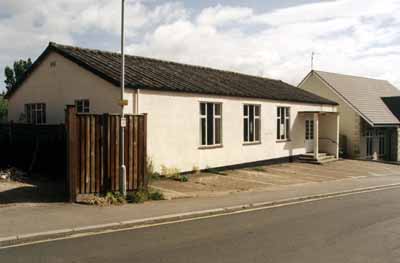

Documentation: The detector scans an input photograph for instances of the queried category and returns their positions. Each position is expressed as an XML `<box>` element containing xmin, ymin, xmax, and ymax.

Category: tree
<box><xmin>0</xmin><ymin>93</ymin><xmax>7</xmax><ymax>122</ymax></box>
<box><xmin>4</xmin><ymin>58</ymin><xmax>32</xmax><ymax>91</ymax></box>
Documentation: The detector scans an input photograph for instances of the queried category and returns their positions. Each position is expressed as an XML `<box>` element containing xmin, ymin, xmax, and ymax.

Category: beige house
<box><xmin>6</xmin><ymin>43</ymin><xmax>339</xmax><ymax>172</ymax></box>
<box><xmin>299</xmin><ymin>70</ymin><xmax>400</xmax><ymax>162</ymax></box>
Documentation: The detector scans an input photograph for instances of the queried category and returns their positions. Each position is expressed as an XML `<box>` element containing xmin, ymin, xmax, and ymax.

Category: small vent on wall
<box><xmin>50</xmin><ymin>61</ymin><xmax>57</xmax><ymax>68</ymax></box>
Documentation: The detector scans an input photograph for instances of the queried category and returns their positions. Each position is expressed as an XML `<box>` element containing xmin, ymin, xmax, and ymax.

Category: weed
<box><xmin>173</xmin><ymin>174</ymin><xmax>188</xmax><ymax>182</ymax></box>
<box><xmin>250</xmin><ymin>166</ymin><xmax>265</xmax><ymax>172</ymax></box>
<box><xmin>148</xmin><ymin>190</ymin><xmax>165</xmax><ymax>200</ymax></box>
<box><xmin>147</xmin><ymin>157</ymin><xmax>162</xmax><ymax>181</ymax></box>
<box><xmin>105</xmin><ymin>191</ymin><xmax>126</xmax><ymax>205</ymax></box>
<box><xmin>192</xmin><ymin>165</ymin><xmax>201</xmax><ymax>175</ymax></box>
<box><xmin>160</xmin><ymin>165</ymin><xmax>181</xmax><ymax>178</ymax></box>
<box><xmin>127</xmin><ymin>190</ymin><xmax>148</xmax><ymax>203</ymax></box>
<box><xmin>127</xmin><ymin>189</ymin><xmax>165</xmax><ymax>203</ymax></box>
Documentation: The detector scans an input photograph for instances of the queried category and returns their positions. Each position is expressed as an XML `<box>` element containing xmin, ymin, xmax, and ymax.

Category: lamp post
<box><xmin>120</xmin><ymin>0</ymin><xmax>127</xmax><ymax>197</ymax></box>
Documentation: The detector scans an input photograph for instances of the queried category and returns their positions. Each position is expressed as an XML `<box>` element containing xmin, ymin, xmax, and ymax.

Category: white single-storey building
<box><xmin>299</xmin><ymin>70</ymin><xmax>400</xmax><ymax>162</ymax></box>
<box><xmin>6</xmin><ymin>43</ymin><xmax>339</xmax><ymax>173</ymax></box>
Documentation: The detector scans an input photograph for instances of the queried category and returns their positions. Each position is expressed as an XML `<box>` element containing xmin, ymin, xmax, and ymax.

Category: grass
<box><xmin>249</xmin><ymin>166</ymin><xmax>266</xmax><ymax>172</ymax></box>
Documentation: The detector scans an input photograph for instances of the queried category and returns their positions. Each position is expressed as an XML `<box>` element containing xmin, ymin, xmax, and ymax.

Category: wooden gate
<box><xmin>65</xmin><ymin>106</ymin><xmax>148</xmax><ymax>202</ymax></box>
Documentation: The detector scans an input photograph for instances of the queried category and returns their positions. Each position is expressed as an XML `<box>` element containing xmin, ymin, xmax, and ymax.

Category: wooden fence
<box><xmin>66</xmin><ymin>106</ymin><xmax>148</xmax><ymax>202</ymax></box>
<box><xmin>0</xmin><ymin>122</ymin><xmax>66</xmax><ymax>177</ymax></box>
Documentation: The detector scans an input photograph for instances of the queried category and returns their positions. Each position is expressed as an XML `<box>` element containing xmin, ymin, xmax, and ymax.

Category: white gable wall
<box><xmin>138</xmin><ymin>89</ymin><xmax>336</xmax><ymax>172</ymax></box>
<box><xmin>299</xmin><ymin>73</ymin><xmax>360</xmax><ymax>157</ymax></box>
<box><xmin>7</xmin><ymin>51</ymin><xmax>135</xmax><ymax>123</ymax></box>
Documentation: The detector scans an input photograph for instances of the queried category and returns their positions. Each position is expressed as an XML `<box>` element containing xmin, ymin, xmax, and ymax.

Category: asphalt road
<box><xmin>2</xmin><ymin>187</ymin><xmax>400</xmax><ymax>263</ymax></box>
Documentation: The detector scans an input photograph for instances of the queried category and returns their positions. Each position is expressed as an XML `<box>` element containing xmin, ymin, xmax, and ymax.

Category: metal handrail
<box><xmin>319</xmin><ymin>137</ymin><xmax>338</xmax><ymax>145</ymax></box>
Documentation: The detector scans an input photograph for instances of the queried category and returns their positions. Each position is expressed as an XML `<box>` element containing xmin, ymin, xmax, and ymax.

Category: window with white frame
<box><xmin>200</xmin><ymin>102</ymin><xmax>222</xmax><ymax>146</ymax></box>
<box><xmin>277</xmin><ymin>107</ymin><xmax>290</xmax><ymax>141</ymax></box>
<box><xmin>25</xmin><ymin>103</ymin><xmax>46</xmax><ymax>124</ymax></box>
<box><xmin>244</xmin><ymin>104</ymin><xmax>261</xmax><ymax>143</ymax></box>
<box><xmin>75</xmin><ymin>99</ymin><xmax>90</xmax><ymax>113</ymax></box>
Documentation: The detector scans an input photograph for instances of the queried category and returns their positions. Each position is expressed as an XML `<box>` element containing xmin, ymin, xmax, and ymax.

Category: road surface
<box><xmin>2</xmin><ymin>187</ymin><xmax>400</xmax><ymax>263</ymax></box>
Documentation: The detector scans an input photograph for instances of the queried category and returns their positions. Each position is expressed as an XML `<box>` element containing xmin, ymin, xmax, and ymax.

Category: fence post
<box><xmin>102</xmin><ymin>113</ymin><xmax>110</xmax><ymax>194</ymax></box>
<box><xmin>65</xmin><ymin>105</ymin><xmax>78</xmax><ymax>202</ymax></box>
<box><xmin>143</xmin><ymin>114</ymin><xmax>148</xmax><ymax>190</ymax></box>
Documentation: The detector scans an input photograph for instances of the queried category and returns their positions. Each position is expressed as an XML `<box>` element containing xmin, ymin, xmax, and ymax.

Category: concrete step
<box><xmin>298</xmin><ymin>153</ymin><xmax>337</xmax><ymax>165</ymax></box>
<box><xmin>299</xmin><ymin>154</ymin><xmax>328</xmax><ymax>160</ymax></box>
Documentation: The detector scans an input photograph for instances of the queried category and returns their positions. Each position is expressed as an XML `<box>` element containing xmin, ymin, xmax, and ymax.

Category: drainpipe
<box><xmin>314</xmin><ymin>113</ymin><xmax>319</xmax><ymax>160</ymax></box>
<box><xmin>134</xmin><ymin>89</ymin><xmax>140</xmax><ymax>114</ymax></box>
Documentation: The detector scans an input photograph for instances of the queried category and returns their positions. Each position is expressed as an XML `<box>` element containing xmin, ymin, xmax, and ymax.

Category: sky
<box><xmin>1</xmin><ymin>0</ymin><xmax>400</xmax><ymax>92</ymax></box>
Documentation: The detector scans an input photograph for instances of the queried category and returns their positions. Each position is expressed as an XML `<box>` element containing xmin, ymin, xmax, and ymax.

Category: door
<box><xmin>366</xmin><ymin>130</ymin><xmax>373</xmax><ymax>158</ymax></box>
<box><xmin>378</xmin><ymin>130</ymin><xmax>385</xmax><ymax>159</ymax></box>
<box><xmin>305</xmin><ymin>119</ymin><xmax>314</xmax><ymax>153</ymax></box>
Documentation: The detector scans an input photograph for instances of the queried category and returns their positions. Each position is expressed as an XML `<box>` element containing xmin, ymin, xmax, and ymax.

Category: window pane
<box><xmin>277</xmin><ymin>119</ymin><xmax>280</xmax><ymax>140</ymax></box>
<box><xmin>255</xmin><ymin>118</ymin><xmax>260</xmax><ymax>141</ymax></box>
<box><xmin>214</xmin><ymin>104</ymin><xmax>221</xmax><ymax>116</ymax></box>
<box><xmin>201</xmin><ymin>118</ymin><xmax>206</xmax><ymax>145</ymax></box>
<box><xmin>286</xmin><ymin>120</ymin><xmax>290</xmax><ymax>139</ymax></box>
<box><xmin>255</xmin><ymin>105</ymin><xmax>260</xmax><ymax>116</ymax></box>
<box><xmin>33</xmin><ymin>107</ymin><xmax>37</xmax><ymax>124</ymax></box>
<box><xmin>84</xmin><ymin>100</ymin><xmax>90</xmax><ymax>112</ymax></box>
<box><xmin>244</xmin><ymin>105</ymin><xmax>248</xmax><ymax>116</ymax></box>
<box><xmin>215</xmin><ymin>118</ymin><xmax>221</xmax><ymax>144</ymax></box>
<box><xmin>206</xmin><ymin>103</ymin><xmax>214</xmax><ymax>145</ymax></box>
<box><xmin>249</xmin><ymin>106</ymin><xmax>254</xmax><ymax>141</ymax></box>
<box><xmin>244</xmin><ymin>118</ymin><xmax>249</xmax><ymax>142</ymax></box>
<box><xmin>42</xmin><ymin>104</ymin><xmax>46</xmax><ymax>124</ymax></box>
<box><xmin>37</xmin><ymin>109</ymin><xmax>42</xmax><ymax>124</ymax></box>
<box><xmin>76</xmin><ymin>101</ymin><xmax>82</xmax><ymax>113</ymax></box>
<box><xmin>200</xmin><ymin>103</ymin><xmax>206</xmax><ymax>115</ymax></box>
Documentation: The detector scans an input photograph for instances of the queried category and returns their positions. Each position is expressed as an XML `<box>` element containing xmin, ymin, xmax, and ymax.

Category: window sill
<box><xmin>198</xmin><ymin>145</ymin><xmax>223</xmax><ymax>150</ymax></box>
<box><xmin>276</xmin><ymin>139</ymin><xmax>291</xmax><ymax>143</ymax></box>
<box><xmin>243</xmin><ymin>141</ymin><xmax>261</xmax><ymax>146</ymax></box>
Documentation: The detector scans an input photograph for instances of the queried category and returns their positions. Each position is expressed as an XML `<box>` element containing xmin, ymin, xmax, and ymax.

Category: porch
<box><xmin>298</xmin><ymin>111</ymin><xmax>340</xmax><ymax>164</ymax></box>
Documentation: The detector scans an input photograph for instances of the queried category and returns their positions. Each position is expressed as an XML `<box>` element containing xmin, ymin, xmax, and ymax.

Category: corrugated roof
<box><xmin>6</xmin><ymin>42</ymin><xmax>337</xmax><ymax>106</ymax></box>
<box><xmin>314</xmin><ymin>70</ymin><xmax>400</xmax><ymax>125</ymax></box>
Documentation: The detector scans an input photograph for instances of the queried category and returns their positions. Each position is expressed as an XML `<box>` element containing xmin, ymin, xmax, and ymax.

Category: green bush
<box><xmin>173</xmin><ymin>174</ymin><xmax>188</xmax><ymax>182</ymax></box>
<box><xmin>149</xmin><ymin>190</ymin><xmax>165</xmax><ymax>200</ymax></box>
<box><xmin>105</xmin><ymin>191</ymin><xmax>126</xmax><ymax>205</ymax></box>
<box><xmin>127</xmin><ymin>190</ymin><xmax>148</xmax><ymax>203</ymax></box>
<box><xmin>127</xmin><ymin>189</ymin><xmax>165</xmax><ymax>203</ymax></box>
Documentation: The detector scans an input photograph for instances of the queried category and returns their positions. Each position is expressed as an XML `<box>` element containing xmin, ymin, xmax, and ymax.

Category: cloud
<box><xmin>128</xmin><ymin>0</ymin><xmax>400</xmax><ymax>86</ymax></box>
<box><xmin>0</xmin><ymin>0</ymin><xmax>188</xmax><ymax>91</ymax></box>
<box><xmin>1</xmin><ymin>0</ymin><xmax>400</xmax><ymax>92</ymax></box>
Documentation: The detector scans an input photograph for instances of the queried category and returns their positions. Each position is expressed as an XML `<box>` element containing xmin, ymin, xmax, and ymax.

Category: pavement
<box><xmin>1</xmin><ymin>172</ymin><xmax>400</xmax><ymax>247</ymax></box>
<box><xmin>2</xmin><ymin>185</ymin><xmax>400</xmax><ymax>262</ymax></box>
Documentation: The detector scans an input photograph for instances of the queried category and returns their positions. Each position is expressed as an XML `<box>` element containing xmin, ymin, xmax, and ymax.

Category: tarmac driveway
<box><xmin>150</xmin><ymin>160</ymin><xmax>400</xmax><ymax>199</ymax></box>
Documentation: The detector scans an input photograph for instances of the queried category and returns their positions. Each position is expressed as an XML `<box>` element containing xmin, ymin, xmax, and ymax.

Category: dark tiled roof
<box><xmin>6</xmin><ymin>42</ymin><xmax>337</xmax><ymax>105</ymax></box>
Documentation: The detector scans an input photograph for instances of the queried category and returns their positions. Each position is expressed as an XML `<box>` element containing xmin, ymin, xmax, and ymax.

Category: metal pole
<box><xmin>120</xmin><ymin>0</ymin><xmax>127</xmax><ymax>197</ymax></box>
<box><xmin>311</xmin><ymin>51</ymin><xmax>314</xmax><ymax>70</ymax></box>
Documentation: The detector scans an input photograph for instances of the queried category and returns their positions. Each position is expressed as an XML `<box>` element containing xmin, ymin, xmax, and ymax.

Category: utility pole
<box><xmin>120</xmin><ymin>0</ymin><xmax>127</xmax><ymax>197</ymax></box>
